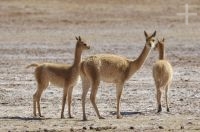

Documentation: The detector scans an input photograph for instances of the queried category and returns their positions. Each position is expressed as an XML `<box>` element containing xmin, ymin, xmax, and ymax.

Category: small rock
<box><xmin>187</xmin><ymin>122</ymin><xmax>193</xmax><ymax>125</ymax></box>
<box><xmin>96</xmin><ymin>127</ymin><xmax>101</xmax><ymax>131</ymax></box>
<box><xmin>179</xmin><ymin>99</ymin><xmax>184</xmax><ymax>101</ymax></box>
<box><xmin>180</xmin><ymin>126</ymin><xmax>184</xmax><ymax>129</ymax></box>
<box><xmin>130</xmin><ymin>126</ymin><xmax>134</xmax><ymax>129</ymax></box>
<box><xmin>89</xmin><ymin>126</ymin><xmax>94</xmax><ymax>130</ymax></box>
<box><xmin>158</xmin><ymin>126</ymin><xmax>164</xmax><ymax>129</ymax></box>
<box><xmin>70</xmin><ymin>128</ymin><xmax>74</xmax><ymax>132</ymax></box>
<box><xmin>83</xmin><ymin>127</ymin><xmax>87</xmax><ymax>130</ymax></box>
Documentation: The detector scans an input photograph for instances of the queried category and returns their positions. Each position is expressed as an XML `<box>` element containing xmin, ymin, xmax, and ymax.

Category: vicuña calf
<box><xmin>80</xmin><ymin>31</ymin><xmax>156</xmax><ymax>120</ymax></box>
<box><xmin>26</xmin><ymin>36</ymin><xmax>90</xmax><ymax>118</ymax></box>
<box><xmin>152</xmin><ymin>38</ymin><xmax>173</xmax><ymax>113</ymax></box>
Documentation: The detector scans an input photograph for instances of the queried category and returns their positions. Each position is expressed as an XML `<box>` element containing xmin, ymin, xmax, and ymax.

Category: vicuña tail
<box><xmin>26</xmin><ymin>63</ymin><xmax>39</xmax><ymax>69</ymax></box>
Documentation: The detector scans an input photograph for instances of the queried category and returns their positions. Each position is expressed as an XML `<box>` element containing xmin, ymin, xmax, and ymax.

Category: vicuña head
<box><xmin>80</xmin><ymin>31</ymin><xmax>156</xmax><ymax>121</ymax></box>
<box><xmin>26</xmin><ymin>36</ymin><xmax>90</xmax><ymax>119</ymax></box>
<box><xmin>154</xmin><ymin>38</ymin><xmax>165</xmax><ymax>50</ymax></box>
<box><xmin>75</xmin><ymin>36</ymin><xmax>90</xmax><ymax>52</ymax></box>
<box><xmin>154</xmin><ymin>38</ymin><xmax>165</xmax><ymax>60</ymax></box>
<box><xmin>144</xmin><ymin>30</ymin><xmax>157</xmax><ymax>49</ymax></box>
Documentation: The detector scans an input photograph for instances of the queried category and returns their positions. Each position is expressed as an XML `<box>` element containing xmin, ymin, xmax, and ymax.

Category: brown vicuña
<box><xmin>26</xmin><ymin>36</ymin><xmax>90</xmax><ymax>118</ymax></box>
<box><xmin>152</xmin><ymin>38</ymin><xmax>173</xmax><ymax>113</ymax></box>
<box><xmin>80</xmin><ymin>31</ymin><xmax>156</xmax><ymax>120</ymax></box>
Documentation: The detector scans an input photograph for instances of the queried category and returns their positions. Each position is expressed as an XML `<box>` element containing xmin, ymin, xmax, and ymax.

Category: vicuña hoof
<box><xmin>99</xmin><ymin>116</ymin><xmax>105</xmax><ymax>119</ymax></box>
<box><xmin>39</xmin><ymin>114</ymin><xmax>44</xmax><ymax>118</ymax></box>
<box><xmin>69</xmin><ymin>116</ymin><xmax>74</xmax><ymax>119</ymax></box>
<box><xmin>61</xmin><ymin>115</ymin><xmax>65</xmax><ymax>119</ymax></box>
<box><xmin>167</xmin><ymin>108</ymin><xmax>170</xmax><ymax>112</ymax></box>
<box><xmin>157</xmin><ymin>105</ymin><xmax>162</xmax><ymax>113</ymax></box>
<box><xmin>117</xmin><ymin>115</ymin><xmax>123</xmax><ymax>119</ymax></box>
<box><xmin>82</xmin><ymin>118</ymin><xmax>88</xmax><ymax>121</ymax></box>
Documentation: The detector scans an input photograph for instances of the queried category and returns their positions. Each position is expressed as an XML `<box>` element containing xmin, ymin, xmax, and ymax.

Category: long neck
<box><xmin>159</xmin><ymin>45</ymin><xmax>165</xmax><ymax>60</ymax></box>
<box><xmin>127</xmin><ymin>44</ymin><xmax>151</xmax><ymax>78</ymax></box>
<box><xmin>73</xmin><ymin>44</ymin><xmax>82</xmax><ymax>68</ymax></box>
<box><xmin>134</xmin><ymin>44</ymin><xmax>151</xmax><ymax>69</ymax></box>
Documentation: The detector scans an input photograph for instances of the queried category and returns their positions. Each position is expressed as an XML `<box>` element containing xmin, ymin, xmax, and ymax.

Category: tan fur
<box><xmin>27</xmin><ymin>36</ymin><xmax>90</xmax><ymax>118</ymax></box>
<box><xmin>80</xmin><ymin>31</ymin><xmax>157</xmax><ymax>120</ymax></box>
<box><xmin>152</xmin><ymin>38</ymin><xmax>173</xmax><ymax>113</ymax></box>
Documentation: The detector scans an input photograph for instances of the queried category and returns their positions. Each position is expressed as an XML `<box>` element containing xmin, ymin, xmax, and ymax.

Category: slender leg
<box><xmin>61</xmin><ymin>85</ymin><xmax>69</xmax><ymax>119</ymax></box>
<box><xmin>36</xmin><ymin>89</ymin><xmax>44</xmax><ymax>117</ymax></box>
<box><xmin>165</xmin><ymin>84</ymin><xmax>170</xmax><ymax>112</ymax></box>
<box><xmin>34</xmin><ymin>80</ymin><xmax>48</xmax><ymax>117</ymax></box>
<box><xmin>156</xmin><ymin>88</ymin><xmax>162</xmax><ymax>113</ymax></box>
<box><xmin>33</xmin><ymin>92</ymin><xmax>37</xmax><ymax>117</ymax></box>
<box><xmin>34</xmin><ymin>69</ymin><xmax>48</xmax><ymax>118</ymax></box>
<box><xmin>116</xmin><ymin>83</ymin><xmax>124</xmax><ymax>119</ymax></box>
<box><xmin>33</xmin><ymin>69</ymin><xmax>39</xmax><ymax>117</ymax></box>
<box><xmin>82</xmin><ymin>78</ymin><xmax>90</xmax><ymax>121</ymax></box>
<box><xmin>67</xmin><ymin>86</ymin><xmax>74</xmax><ymax>118</ymax></box>
<box><xmin>90</xmin><ymin>79</ymin><xmax>104</xmax><ymax>119</ymax></box>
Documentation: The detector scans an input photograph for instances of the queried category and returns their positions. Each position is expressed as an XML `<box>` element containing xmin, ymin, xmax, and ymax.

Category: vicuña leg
<box><xmin>116</xmin><ymin>83</ymin><xmax>124</xmax><ymax>119</ymax></box>
<box><xmin>68</xmin><ymin>86</ymin><xmax>74</xmax><ymax>118</ymax></box>
<box><xmin>33</xmin><ymin>90</ymin><xmax>38</xmax><ymax>117</ymax></box>
<box><xmin>61</xmin><ymin>85</ymin><xmax>69</xmax><ymax>119</ymax></box>
<box><xmin>36</xmin><ymin>88</ymin><xmax>44</xmax><ymax>117</ymax></box>
<box><xmin>33</xmin><ymin>92</ymin><xmax>37</xmax><ymax>116</ymax></box>
<box><xmin>90</xmin><ymin>79</ymin><xmax>105</xmax><ymax>119</ymax></box>
<box><xmin>33</xmin><ymin>81</ymin><xmax>48</xmax><ymax>117</ymax></box>
<box><xmin>165</xmin><ymin>84</ymin><xmax>170</xmax><ymax>112</ymax></box>
<box><xmin>81</xmin><ymin>77</ymin><xmax>90</xmax><ymax>121</ymax></box>
<box><xmin>156</xmin><ymin>86</ymin><xmax>162</xmax><ymax>113</ymax></box>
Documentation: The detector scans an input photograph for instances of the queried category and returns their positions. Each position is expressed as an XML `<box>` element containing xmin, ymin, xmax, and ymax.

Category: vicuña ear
<box><xmin>144</xmin><ymin>31</ymin><xmax>148</xmax><ymax>38</ymax></box>
<box><xmin>75</xmin><ymin>36</ymin><xmax>79</xmax><ymax>40</ymax></box>
<box><xmin>79</xmin><ymin>36</ymin><xmax>81</xmax><ymax>41</ymax></box>
<box><xmin>151</xmin><ymin>31</ymin><xmax>156</xmax><ymax>37</ymax></box>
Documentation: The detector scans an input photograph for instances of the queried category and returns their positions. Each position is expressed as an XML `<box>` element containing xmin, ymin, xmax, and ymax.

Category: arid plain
<box><xmin>0</xmin><ymin>0</ymin><xmax>200</xmax><ymax>131</ymax></box>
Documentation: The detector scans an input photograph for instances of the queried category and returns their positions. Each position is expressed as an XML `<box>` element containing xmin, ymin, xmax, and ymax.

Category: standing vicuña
<box><xmin>152</xmin><ymin>38</ymin><xmax>173</xmax><ymax>113</ymax></box>
<box><xmin>26</xmin><ymin>36</ymin><xmax>90</xmax><ymax>118</ymax></box>
<box><xmin>80</xmin><ymin>31</ymin><xmax>156</xmax><ymax>120</ymax></box>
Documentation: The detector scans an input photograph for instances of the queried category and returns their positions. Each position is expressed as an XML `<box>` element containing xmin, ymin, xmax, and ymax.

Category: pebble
<box><xmin>187</xmin><ymin>122</ymin><xmax>193</xmax><ymax>125</ymax></box>
<box><xmin>83</xmin><ymin>126</ymin><xmax>87</xmax><ymax>130</ymax></box>
<box><xmin>70</xmin><ymin>128</ymin><xmax>74</xmax><ymax>132</ymax></box>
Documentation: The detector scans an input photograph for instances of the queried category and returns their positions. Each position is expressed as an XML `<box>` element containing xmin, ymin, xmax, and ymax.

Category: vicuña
<box><xmin>80</xmin><ymin>31</ymin><xmax>156</xmax><ymax>120</ymax></box>
<box><xmin>26</xmin><ymin>36</ymin><xmax>90</xmax><ymax>118</ymax></box>
<box><xmin>152</xmin><ymin>38</ymin><xmax>173</xmax><ymax>113</ymax></box>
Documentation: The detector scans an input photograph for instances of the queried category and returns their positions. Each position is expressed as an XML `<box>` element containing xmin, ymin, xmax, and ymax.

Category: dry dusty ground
<box><xmin>0</xmin><ymin>0</ymin><xmax>200</xmax><ymax>131</ymax></box>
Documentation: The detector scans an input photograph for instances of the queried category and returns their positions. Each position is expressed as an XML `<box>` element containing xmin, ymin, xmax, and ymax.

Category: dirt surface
<box><xmin>0</xmin><ymin>0</ymin><xmax>200</xmax><ymax>131</ymax></box>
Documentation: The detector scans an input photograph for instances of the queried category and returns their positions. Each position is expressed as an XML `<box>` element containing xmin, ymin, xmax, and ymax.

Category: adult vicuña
<box><xmin>152</xmin><ymin>38</ymin><xmax>173</xmax><ymax>113</ymax></box>
<box><xmin>80</xmin><ymin>31</ymin><xmax>156</xmax><ymax>120</ymax></box>
<box><xmin>26</xmin><ymin>36</ymin><xmax>90</xmax><ymax>118</ymax></box>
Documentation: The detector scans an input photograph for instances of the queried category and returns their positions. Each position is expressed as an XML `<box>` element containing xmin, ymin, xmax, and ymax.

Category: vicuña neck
<box><xmin>134</xmin><ymin>44</ymin><xmax>151</xmax><ymax>69</ymax></box>
<box><xmin>128</xmin><ymin>44</ymin><xmax>151</xmax><ymax>78</ymax></box>
<box><xmin>73</xmin><ymin>44</ymin><xmax>82</xmax><ymax>68</ymax></box>
<box><xmin>159</xmin><ymin>45</ymin><xmax>165</xmax><ymax>60</ymax></box>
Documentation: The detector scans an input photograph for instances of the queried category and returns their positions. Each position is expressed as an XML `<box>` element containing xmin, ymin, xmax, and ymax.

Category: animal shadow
<box><xmin>0</xmin><ymin>116</ymin><xmax>49</xmax><ymax>121</ymax></box>
<box><xmin>110</xmin><ymin>111</ymin><xmax>143</xmax><ymax>116</ymax></box>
